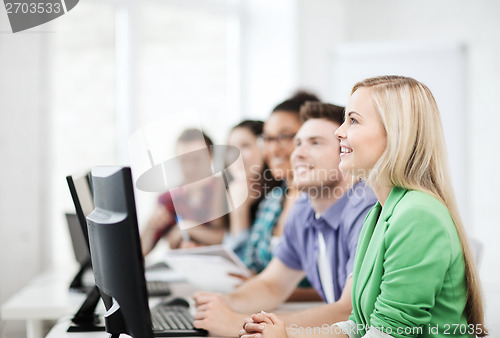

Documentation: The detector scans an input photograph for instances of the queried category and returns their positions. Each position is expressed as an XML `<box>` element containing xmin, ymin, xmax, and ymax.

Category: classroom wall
<box><xmin>0</xmin><ymin>16</ymin><xmax>52</xmax><ymax>305</ymax></box>
<box><xmin>239</xmin><ymin>0</ymin><xmax>299</xmax><ymax>119</ymax></box>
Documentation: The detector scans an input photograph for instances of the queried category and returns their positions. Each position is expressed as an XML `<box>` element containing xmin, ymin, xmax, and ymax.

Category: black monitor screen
<box><xmin>86</xmin><ymin>166</ymin><xmax>153</xmax><ymax>338</ymax></box>
<box><xmin>66</xmin><ymin>172</ymin><xmax>95</xmax><ymax>250</ymax></box>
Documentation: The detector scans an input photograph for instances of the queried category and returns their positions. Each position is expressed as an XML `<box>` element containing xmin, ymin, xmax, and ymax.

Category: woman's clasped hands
<box><xmin>239</xmin><ymin>311</ymin><xmax>288</xmax><ymax>338</ymax></box>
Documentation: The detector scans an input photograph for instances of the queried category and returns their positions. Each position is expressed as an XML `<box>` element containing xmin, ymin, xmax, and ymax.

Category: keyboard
<box><xmin>147</xmin><ymin>281</ymin><xmax>172</xmax><ymax>297</ymax></box>
<box><xmin>151</xmin><ymin>305</ymin><xmax>207</xmax><ymax>337</ymax></box>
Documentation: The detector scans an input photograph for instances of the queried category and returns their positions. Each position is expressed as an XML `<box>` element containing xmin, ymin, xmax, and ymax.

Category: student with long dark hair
<box><xmin>224</xmin><ymin>120</ymin><xmax>280</xmax><ymax>256</ymax></box>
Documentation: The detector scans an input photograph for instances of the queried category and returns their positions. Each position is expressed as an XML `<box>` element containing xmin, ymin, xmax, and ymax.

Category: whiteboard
<box><xmin>329</xmin><ymin>40</ymin><xmax>469</xmax><ymax>225</ymax></box>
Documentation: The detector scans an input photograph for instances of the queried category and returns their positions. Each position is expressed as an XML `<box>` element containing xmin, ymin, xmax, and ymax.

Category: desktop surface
<box><xmin>45</xmin><ymin>281</ymin><xmax>226</xmax><ymax>338</ymax></box>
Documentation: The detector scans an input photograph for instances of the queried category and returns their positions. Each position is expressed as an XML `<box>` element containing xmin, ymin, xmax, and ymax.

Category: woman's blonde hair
<box><xmin>353</xmin><ymin>75</ymin><xmax>486</xmax><ymax>335</ymax></box>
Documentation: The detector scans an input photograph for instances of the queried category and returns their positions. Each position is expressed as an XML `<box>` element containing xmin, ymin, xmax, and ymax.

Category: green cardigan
<box><xmin>349</xmin><ymin>187</ymin><xmax>471</xmax><ymax>337</ymax></box>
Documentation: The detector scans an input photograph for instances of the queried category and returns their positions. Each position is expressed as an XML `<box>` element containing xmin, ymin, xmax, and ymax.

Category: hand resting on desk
<box><xmin>193</xmin><ymin>292</ymin><xmax>248</xmax><ymax>337</ymax></box>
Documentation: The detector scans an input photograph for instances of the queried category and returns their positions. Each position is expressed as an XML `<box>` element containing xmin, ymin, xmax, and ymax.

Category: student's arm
<box><xmin>184</xmin><ymin>223</ymin><xmax>226</xmax><ymax>245</ymax></box>
<box><xmin>280</xmin><ymin>277</ymin><xmax>353</xmax><ymax>328</ymax></box>
<box><xmin>193</xmin><ymin>258</ymin><xmax>305</xmax><ymax>337</ymax></box>
<box><xmin>229</xmin><ymin>258</ymin><xmax>306</xmax><ymax>312</ymax></box>
<box><xmin>141</xmin><ymin>205</ymin><xmax>174</xmax><ymax>255</ymax></box>
<box><xmin>196</xmin><ymin>258</ymin><xmax>305</xmax><ymax>313</ymax></box>
<box><xmin>228</xmin><ymin>178</ymin><xmax>256</xmax><ymax>236</ymax></box>
<box><xmin>239</xmin><ymin>279</ymin><xmax>352</xmax><ymax>338</ymax></box>
<box><xmin>286</xmin><ymin>287</ymin><xmax>323</xmax><ymax>302</ymax></box>
<box><xmin>228</xmin><ymin>203</ymin><xmax>251</xmax><ymax>236</ymax></box>
<box><xmin>183</xmin><ymin>182</ymin><xmax>228</xmax><ymax>246</ymax></box>
<box><xmin>168</xmin><ymin>218</ymin><xmax>226</xmax><ymax>249</ymax></box>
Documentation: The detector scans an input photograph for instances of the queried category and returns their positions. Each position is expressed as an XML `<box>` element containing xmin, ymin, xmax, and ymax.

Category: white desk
<box><xmin>0</xmin><ymin>268</ymin><xmax>185</xmax><ymax>338</ymax></box>
<box><xmin>1</xmin><ymin>271</ymin><xmax>87</xmax><ymax>338</ymax></box>
<box><xmin>0</xmin><ymin>261</ymin><xmax>189</xmax><ymax>338</ymax></box>
<box><xmin>1</xmin><ymin>269</ymin><xmax>321</xmax><ymax>338</ymax></box>
<box><xmin>44</xmin><ymin>280</ymin><xmax>320</xmax><ymax>338</ymax></box>
<box><xmin>46</xmin><ymin>319</ymin><xmax>228</xmax><ymax>338</ymax></box>
<box><xmin>45</xmin><ymin>300</ymin><xmax>321</xmax><ymax>338</ymax></box>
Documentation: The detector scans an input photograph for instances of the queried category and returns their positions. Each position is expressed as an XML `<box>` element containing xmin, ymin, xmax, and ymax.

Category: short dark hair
<box><xmin>272</xmin><ymin>90</ymin><xmax>320</xmax><ymax>115</ymax></box>
<box><xmin>299</xmin><ymin>101</ymin><xmax>345</xmax><ymax>126</ymax></box>
<box><xmin>177</xmin><ymin>128</ymin><xmax>213</xmax><ymax>149</ymax></box>
<box><xmin>232</xmin><ymin>120</ymin><xmax>264</xmax><ymax>137</ymax></box>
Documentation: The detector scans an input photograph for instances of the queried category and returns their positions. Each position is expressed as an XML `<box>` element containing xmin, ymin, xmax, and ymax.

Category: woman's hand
<box><xmin>240</xmin><ymin>312</ymin><xmax>288</xmax><ymax>338</ymax></box>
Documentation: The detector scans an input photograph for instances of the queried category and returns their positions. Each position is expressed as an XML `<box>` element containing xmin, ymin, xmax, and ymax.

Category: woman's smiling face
<box><xmin>335</xmin><ymin>87</ymin><xmax>387</xmax><ymax>180</ymax></box>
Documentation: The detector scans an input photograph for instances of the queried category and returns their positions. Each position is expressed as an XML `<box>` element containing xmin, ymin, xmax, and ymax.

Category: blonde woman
<box><xmin>240</xmin><ymin>76</ymin><xmax>487</xmax><ymax>338</ymax></box>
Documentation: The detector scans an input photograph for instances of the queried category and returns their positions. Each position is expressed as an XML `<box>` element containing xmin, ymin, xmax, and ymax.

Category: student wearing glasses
<box><xmin>240</xmin><ymin>91</ymin><xmax>320</xmax><ymax>274</ymax></box>
<box><xmin>223</xmin><ymin>120</ymin><xmax>281</xmax><ymax>257</ymax></box>
<box><xmin>240</xmin><ymin>76</ymin><xmax>487</xmax><ymax>338</ymax></box>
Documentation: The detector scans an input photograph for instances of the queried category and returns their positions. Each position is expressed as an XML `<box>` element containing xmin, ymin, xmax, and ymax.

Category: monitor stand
<box><xmin>69</xmin><ymin>259</ymin><xmax>93</xmax><ymax>293</ymax></box>
<box><xmin>67</xmin><ymin>286</ymin><xmax>105</xmax><ymax>332</ymax></box>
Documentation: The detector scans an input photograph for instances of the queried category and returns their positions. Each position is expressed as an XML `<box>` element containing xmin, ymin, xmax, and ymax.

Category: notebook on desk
<box><xmin>86</xmin><ymin>166</ymin><xmax>207</xmax><ymax>337</ymax></box>
<box><xmin>165</xmin><ymin>245</ymin><xmax>251</xmax><ymax>293</ymax></box>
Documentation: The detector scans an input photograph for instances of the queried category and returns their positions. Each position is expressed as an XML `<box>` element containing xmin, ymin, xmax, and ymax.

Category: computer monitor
<box><xmin>65</xmin><ymin>212</ymin><xmax>93</xmax><ymax>294</ymax></box>
<box><xmin>66</xmin><ymin>172</ymin><xmax>94</xmax><ymax>251</ymax></box>
<box><xmin>86</xmin><ymin>166</ymin><xmax>154</xmax><ymax>338</ymax></box>
<box><xmin>66</xmin><ymin>213</ymin><xmax>90</xmax><ymax>266</ymax></box>
<box><xmin>66</xmin><ymin>173</ymin><xmax>105</xmax><ymax>332</ymax></box>
<box><xmin>66</xmin><ymin>173</ymin><xmax>95</xmax><ymax>293</ymax></box>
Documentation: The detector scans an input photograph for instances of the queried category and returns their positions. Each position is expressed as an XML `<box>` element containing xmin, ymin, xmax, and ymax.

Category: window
<box><xmin>50</xmin><ymin>0</ymin><xmax>241</xmax><ymax>268</ymax></box>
